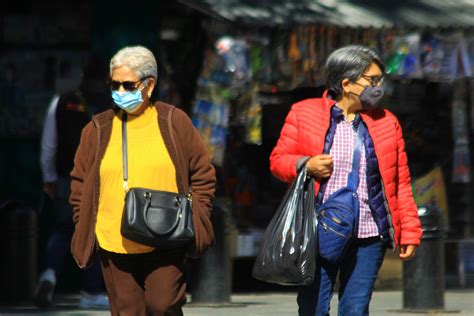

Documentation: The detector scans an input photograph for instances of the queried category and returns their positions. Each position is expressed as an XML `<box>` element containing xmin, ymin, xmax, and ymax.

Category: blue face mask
<box><xmin>111</xmin><ymin>89</ymin><xmax>143</xmax><ymax>113</ymax></box>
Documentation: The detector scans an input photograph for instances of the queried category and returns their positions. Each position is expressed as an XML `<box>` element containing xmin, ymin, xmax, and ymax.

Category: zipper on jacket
<box><xmin>380</xmin><ymin>180</ymin><xmax>396</xmax><ymax>250</ymax></box>
<box><xmin>359</xmin><ymin>117</ymin><xmax>395</xmax><ymax>249</ymax></box>
<box><xmin>362</xmin><ymin>126</ymin><xmax>381</xmax><ymax>237</ymax></box>
<box><xmin>360</xmin><ymin>119</ymin><xmax>384</xmax><ymax>242</ymax></box>
<box><xmin>317</xmin><ymin>108</ymin><xmax>337</xmax><ymax>204</ymax></box>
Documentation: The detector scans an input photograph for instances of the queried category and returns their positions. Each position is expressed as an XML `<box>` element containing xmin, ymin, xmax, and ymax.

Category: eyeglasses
<box><xmin>109</xmin><ymin>78</ymin><xmax>144</xmax><ymax>92</ymax></box>
<box><xmin>360</xmin><ymin>75</ymin><xmax>384</xmax><ymax>87</ymax></box>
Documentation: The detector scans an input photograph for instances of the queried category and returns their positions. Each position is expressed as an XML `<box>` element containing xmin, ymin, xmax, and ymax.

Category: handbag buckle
<box><xmin>144</xmin><ymin>191</ymin><xmax>152</xmax><ymax>199</ymax></box>
<box><xmin>123</xmin><ymin>180</ymin><xmax>129</xmax><ymax>192</ymax></box>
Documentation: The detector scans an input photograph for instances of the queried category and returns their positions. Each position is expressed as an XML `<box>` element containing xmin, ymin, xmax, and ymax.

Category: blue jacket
<box><xmin>318</xmin><ymin>105</ymin><xmax>391</xmax><ymax>245</ymax></box>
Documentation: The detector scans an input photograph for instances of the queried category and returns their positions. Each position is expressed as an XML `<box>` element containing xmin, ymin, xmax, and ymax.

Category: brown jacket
<box><xmin>69</xmin><ymin>101</ymin><xmax>216</xmax><ymax>268</ymax></box>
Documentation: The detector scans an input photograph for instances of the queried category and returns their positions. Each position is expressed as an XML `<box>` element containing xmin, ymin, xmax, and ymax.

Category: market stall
<box><xmin>177</xmin><ymin>1</ymin><xmax>474</xmax><ymax>269</ymax></box>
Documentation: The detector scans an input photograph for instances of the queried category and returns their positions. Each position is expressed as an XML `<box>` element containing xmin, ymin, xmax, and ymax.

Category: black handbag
<box><xmin>120</xmin><ymin>111</ymin><xmax>195</xmax><ymax>250</ymax></box>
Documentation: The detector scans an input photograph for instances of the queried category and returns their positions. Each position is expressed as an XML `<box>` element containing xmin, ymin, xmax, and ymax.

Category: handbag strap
<box><xmin>346</xmin><ymin>123</ymin><xmax>364</xmax><ymax>192</ymax></box>
<box><xmin>122</xmin><ymin>112</ymin><xmax>129</xmax><ymax>191</ymax></box>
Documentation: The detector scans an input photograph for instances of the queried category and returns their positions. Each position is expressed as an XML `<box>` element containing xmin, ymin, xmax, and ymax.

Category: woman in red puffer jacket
<box><xmin>270</xmin><ymin>45</ymin><xmax>422</xmax><ymax>316</ymax></box>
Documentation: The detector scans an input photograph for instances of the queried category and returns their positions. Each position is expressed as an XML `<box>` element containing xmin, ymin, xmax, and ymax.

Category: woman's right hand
<box><xmin>306</xmin><ymin>155</ymin><xmax>333</xmax><ymax>178</ymax></box>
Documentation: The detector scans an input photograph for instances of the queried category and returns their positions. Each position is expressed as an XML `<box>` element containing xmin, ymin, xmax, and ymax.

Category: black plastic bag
<box><xmin>252</xmin><ymin>163</ymin><xmax>317</xmax><ymax>286</ymax></box>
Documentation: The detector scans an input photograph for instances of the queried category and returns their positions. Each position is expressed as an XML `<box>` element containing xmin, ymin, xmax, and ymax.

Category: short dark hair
<box><xmin>325</xmin><ymin>45</ymin><xmax>385</xmax><ymax>97</ymax></box>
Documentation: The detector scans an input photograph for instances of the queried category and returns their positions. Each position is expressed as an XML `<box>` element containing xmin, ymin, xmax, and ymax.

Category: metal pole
<box><xmin>0</xmin><ymin>201</ymin><xmax>38</xmax><ymax>306</ymax></box>
<box><xmin>191</xmin><ymin>205</ymin><xmax>232</xmax><ymax>305</ymax></box>
<box><xmin>403</xmin><ymin>206</ymin><xmax>445</xmax><ymax>311</ymax></box>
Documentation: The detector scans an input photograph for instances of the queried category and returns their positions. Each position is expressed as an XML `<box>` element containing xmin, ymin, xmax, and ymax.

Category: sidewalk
<box><xmin>1</xmin><ymin>290</ymin><xmax>473</xmax><ymax>315</ymax></box>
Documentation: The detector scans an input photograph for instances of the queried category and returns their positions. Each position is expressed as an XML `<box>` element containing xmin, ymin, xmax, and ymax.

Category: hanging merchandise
<box><xmin>250</xmin><ymin>46</ymin><xmax>264</xmax><ymax>78</ymax></box>
<box><xmin>191</xmin><ymin>35</ymin><xmax>253</xmax><ymax>167</ymax></box>
<box><xmin>301</xmin><ymin>27</ymin><xmax>312</xmax><ymax>86</ymax></box>
<box><xmin>193</xmin><ymin>26</ymin><xmax>474</xmax><ymax>171</ymax></box>
<box><xmin>386</xmin><ymin>33</ymin><xmax>422</xmax><ymax>78</ymax></box>
<box><xmin>245</xmin><ymin>86</ymin><xmax>262</xmax><ymax>145</ymax></box>
<box><xmin>471</xmin><ymin>79</ymin><xmax>474</xmax><ymax>134</ymax></box>
<box><xmin>385</xmin><ymin>52</ymin><xmax>404</xmax><ymax>76</ymax></box>
<box><xmin>375</xmin><ymin>28</ymin><xmax>386</xmax><ymax>56</ymax></box>
<box><xmin>288</xmin><ymin>30</ymin><xmax>302</xmax><ymax>88</ymax></box>
<box><xmin>275</xmin><ymin>33</ymin><xmax>292</xmax><ymax>86</ymax></box>
<box><xmin>381</xmin><ymin>28</ymin><xmax>395</xmax><ymax>62</ymax></box>
<box><xmin>451</xmin><ymin>81</ymin><xmax>471</xmax><ymax>183</ymax></box>
<box><xmin>247</xmin><ymin>33</ymin><xmax>273</xmax><ymax>85</ymax></box>
<box><xmin>457</xmin><ymin>37</ymin><xmax>472</xmax><ymax>78</ymax></box>
<box><xmin>215</xmin><ymin>36</ymin><xmax>252</xmax><ymax>92</ymax></box>
<box><xmin>420</xmin><ymin>33</ymin><xmax>443</xmax><ymax>79</ymax></box>
<box><xmin>327</xmin><ymin>26</ymin><xmax>336</xmax><ymax>54</ymax></box>
<box><xmin>208</xmin><ymin>47</ymin><xmax>232</xmax><ymax>86</ymax></box>
<box><xmin>261</xmin><ymin>43</ymin><xmax>274</xmax><ymax>85</ymax></box>
<box><xmin>317</xmin><ymin>26</ymin><xmax>326</xmax><ymax>62</ymax></box>
<box><xmin>245</xmin><ymin>102</ymin><xmax>262</xmax><ymax>145</ymax></box>
<box><xmin>467</xmin><ymin>34</ymin><xmax>474</xmax><ymax>76</ymax></box>
<box><xmin>435</xmin><ymin>33</ymin><xmax>472</xmax><ymax>82</ymax></box>
<box><xmin>362</xmin><ymin>28</ymin><xmax>377</xmax><ymax>50</ymax></box>
<box><xmin>435</xmin><ymin>34</ymin><xmax>458</xmax><ymax>81</ymax></box>
<box><xmin>314</xmin><ymin>26</ymin><xmax>327</xmax><ymax>85</ymax></box>
<box><xmin>307</xmin><ymin>26</ymin><xmax>318</xmax><ymax>86</ymax></box>
<box><xmin>192</xmin><ymin>90</ymin><xmax>230</xmax><ymax>168</ymax></box>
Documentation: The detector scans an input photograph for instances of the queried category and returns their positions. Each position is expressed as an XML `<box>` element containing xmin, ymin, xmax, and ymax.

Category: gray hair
<box><xmin>325</xmin><ymin>45</ymin><xmax>385</xmax><ymax>97</ymax></box>
<box><xmin>110</xmin><ymin>46</ymin><xmax>158</xmax><ymax>80</ymax></box>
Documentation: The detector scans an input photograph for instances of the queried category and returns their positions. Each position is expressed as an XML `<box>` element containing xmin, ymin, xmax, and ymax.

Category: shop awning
<box><xmin>178</xmin><ymin>0</ymin><xmax>474</xmax><ymax>28</ymax></box>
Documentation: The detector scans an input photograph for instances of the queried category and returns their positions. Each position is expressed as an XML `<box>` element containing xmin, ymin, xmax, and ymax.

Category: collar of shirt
<box><xmin>331</xmin><ymin>104</ymin><xmax>362</xmax><ymax>129</ymax></box>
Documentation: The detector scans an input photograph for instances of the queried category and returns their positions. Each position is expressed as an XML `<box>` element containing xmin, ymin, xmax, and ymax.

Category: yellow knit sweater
<box><xmin>96</xmin><ymin>106</ymin><xmax>178</xmax><ymax>254</ymax></box>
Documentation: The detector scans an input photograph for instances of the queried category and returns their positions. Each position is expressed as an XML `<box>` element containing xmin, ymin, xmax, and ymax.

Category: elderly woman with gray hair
<box><xmin>270</xmin><ymin>45</ymin><xmax>422</xmax><ymax>315</ymax></box>
<box><xmin>69</xmin><ymin>46</ymin><xmax>216</xmax><ymax>315</ymax></box>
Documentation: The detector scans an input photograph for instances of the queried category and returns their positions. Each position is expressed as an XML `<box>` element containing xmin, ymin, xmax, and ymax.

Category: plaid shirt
<box><xmin>321</xmin><ymin>111</ymin><xmax>379</xmax><ymax>238</ymax></box>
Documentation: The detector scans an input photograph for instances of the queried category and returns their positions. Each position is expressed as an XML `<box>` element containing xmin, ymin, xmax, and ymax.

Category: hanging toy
<box><xmin>288</xmin><ymin>31</ymin><xmax>301</xmax><ymax>61</ymax></box>
<box><xmin>386</xmin><ymin>45</ymin><xmax>408</xmax><ymax>75</ymax></box>
<box><xmin>288</xmin><ymin>30</ymin><xmax>302</xmax><ymax>87</ymax></box>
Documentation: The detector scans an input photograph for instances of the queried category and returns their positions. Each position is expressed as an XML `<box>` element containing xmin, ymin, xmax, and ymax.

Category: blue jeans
<box><xmin>44</xmin><ymin>176</ymin><xmax>104</xmax><ymax>294</ymax></box>
<box><xmin>297</xmin><ymin>237</ymin><xmax>386</xmax><ymax>316</ymax></box>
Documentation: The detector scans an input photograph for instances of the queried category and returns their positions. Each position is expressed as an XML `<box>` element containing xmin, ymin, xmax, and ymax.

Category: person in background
<box><xmin>36</xmin><ymin>57</ymin><xmax>111</xmax><ymax>309</ymax></box>
<box><xmin>270</xmin><ymin>45</ymin><xmax>422</xmax><ymax>316</ymax></box>
<box><xmin>69</xmin><ymin>46</ymin><xmax>216</xmax><ymax>315</ymax></box>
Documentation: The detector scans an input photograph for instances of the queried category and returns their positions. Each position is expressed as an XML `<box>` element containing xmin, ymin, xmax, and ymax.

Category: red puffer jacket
<box><xmin>270</xmin><ymin>96</ymin><xmax>422</xmax><ymax>247</ymax></box>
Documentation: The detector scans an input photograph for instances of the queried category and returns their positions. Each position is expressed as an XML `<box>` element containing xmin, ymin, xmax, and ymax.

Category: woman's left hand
<box><xmin>399</xmin><ymin>244</ymin><xmax>417</xmax><ymax>261</ymax></box>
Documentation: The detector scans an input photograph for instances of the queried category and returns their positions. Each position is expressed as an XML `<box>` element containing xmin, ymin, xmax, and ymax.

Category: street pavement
<box><xmin>0</xmin><ymin>290</ymin><xmax>473</xmax><ymax>315</ymax></box>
